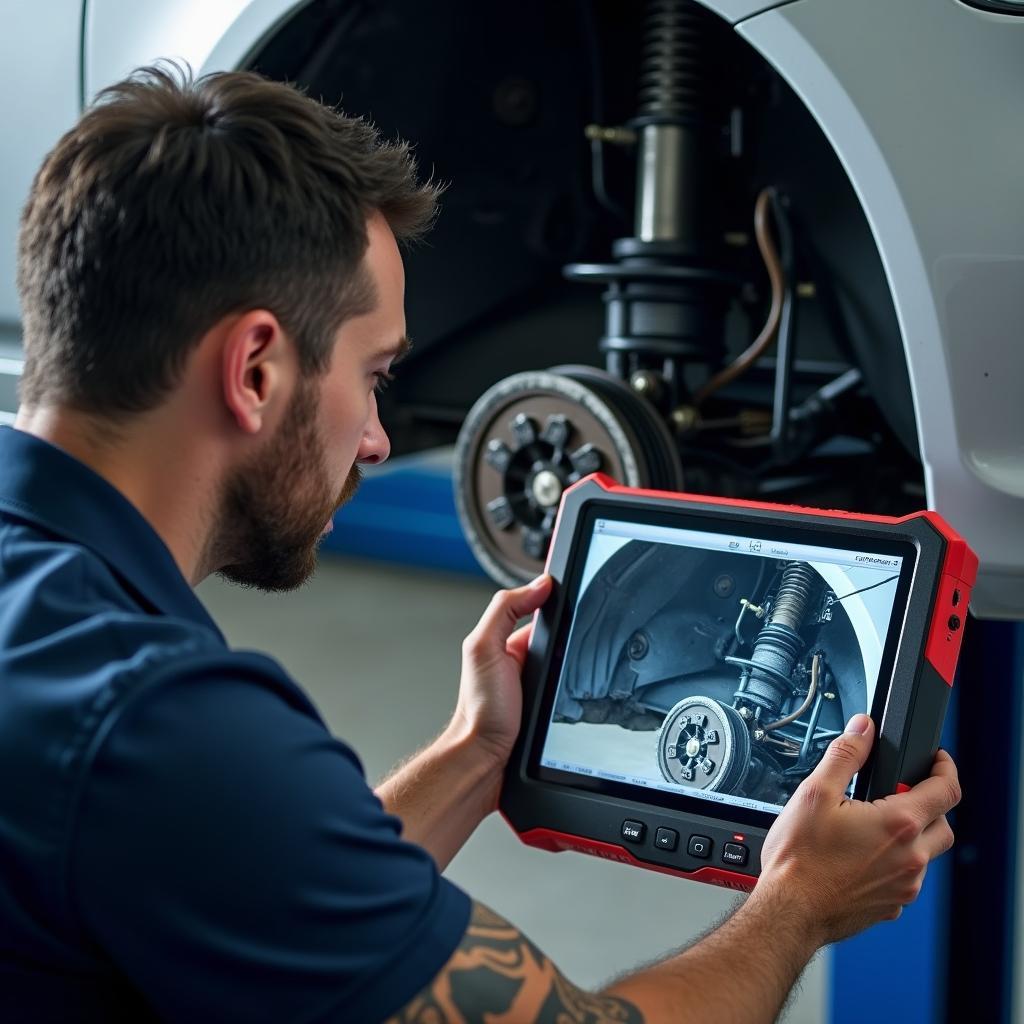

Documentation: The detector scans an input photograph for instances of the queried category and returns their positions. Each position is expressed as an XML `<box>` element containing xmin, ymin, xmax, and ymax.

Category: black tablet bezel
<box><xmin>520</xmin><ymin>496</ymin><xmax>920</xmax><ymax>831</ymax></box>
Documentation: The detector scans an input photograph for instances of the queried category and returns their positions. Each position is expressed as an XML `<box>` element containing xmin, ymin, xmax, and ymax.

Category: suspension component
<box><xmin>726</xmin><ymin>561</ymin><xmax>819</xmax><ymax>716</ymax></box>
<box><xmin>634</xmin><ymin>0</ymin><xmax>710</xmax><ymax>250</ymax></box>
<box><xmin>563</xmin><ymin>0</ymin><xmax>739</xmax><ymax>409</ymax></box>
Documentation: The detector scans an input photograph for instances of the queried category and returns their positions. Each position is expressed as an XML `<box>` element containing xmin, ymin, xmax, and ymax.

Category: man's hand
<box><xmin>449</xmin><ymin>574</ymin><xmax>553</xmax><ymax>775</ymax></box>
<box><xmin>758</xmin><ymin>713</ymin><xmax>960</xmax><ymax>947</ymax></box>
<box><xmin>375</xmin><ymin>575</ymin><xmax>552</xmax><ymax>868</ymax></box>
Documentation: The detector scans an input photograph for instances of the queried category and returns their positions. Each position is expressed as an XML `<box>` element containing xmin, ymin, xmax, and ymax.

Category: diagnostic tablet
<box><xmin>500</xmin><ymin>474</ymin><xmax>977</xmax><ymax>890</ymax></box>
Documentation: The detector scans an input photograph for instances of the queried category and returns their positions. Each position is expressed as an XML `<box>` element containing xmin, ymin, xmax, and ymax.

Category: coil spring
<box><xmin>637</xmin><ymin>0</ymin><xmax>711</xmax><ymax>120</ymax></box>
<box><xmin>769</xmin><ymin>563</ymin><xmax>818</xmax><ymax>633</ymax></box>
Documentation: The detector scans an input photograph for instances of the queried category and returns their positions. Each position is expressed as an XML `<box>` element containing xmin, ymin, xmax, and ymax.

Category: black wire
<box><xmin>833</xmin><ymin>574</ymin><xmax>899</xmax><ymax>603</ymax></box>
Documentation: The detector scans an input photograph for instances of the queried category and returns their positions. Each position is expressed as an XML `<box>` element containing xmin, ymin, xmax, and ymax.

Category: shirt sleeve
<box><xmin>68</xmin><ymin>658</ymin><xmax>471</xmax><ymax>1024</ymax></box>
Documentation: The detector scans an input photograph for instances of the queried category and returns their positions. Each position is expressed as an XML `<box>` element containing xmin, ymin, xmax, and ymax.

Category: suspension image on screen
<box><xmin>540</xmin><ymin>527</ymin><xmax>902</xmax><ymax>814</ymax></box>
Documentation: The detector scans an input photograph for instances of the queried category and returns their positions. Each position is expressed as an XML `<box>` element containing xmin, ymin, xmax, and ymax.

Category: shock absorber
<box><xmin>565</xmin><ymin>0</ymin><xmax>738</xmax><ymax>410</ymax></box>
<box><xmin>634</xmin><ymin>0</ymin><xmax>708</xmax><ymax>251</ymax></box>
<box><xmin>727</xmin><ymin>562</ymin><xmax>818</xmax><ymax>717</ymax></box>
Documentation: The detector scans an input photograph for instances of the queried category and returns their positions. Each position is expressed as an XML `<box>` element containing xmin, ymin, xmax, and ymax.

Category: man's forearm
<box><xmin>375</xmin><ymin>719</ymin><xmax>503</xmax><ymax>870</ymax></box>
<box><xmin>605</xmin><ymin>874</ymin><xmax>821</xmax><ymax>1024</ymax></box>
<box><xmin>386</xmin><ymin>888</ymin><xmax>821</xmax><ymax>1024</ymax></box>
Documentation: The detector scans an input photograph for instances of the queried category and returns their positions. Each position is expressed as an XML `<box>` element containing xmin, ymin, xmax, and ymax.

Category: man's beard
<box><xmin>213</xmin><ymin>377</ymin><xmax>360</xmax><ymax>592</ymax></box>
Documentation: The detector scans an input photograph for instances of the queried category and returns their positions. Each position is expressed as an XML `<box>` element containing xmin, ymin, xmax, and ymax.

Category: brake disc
<box><xmin>454</xmin><ymin>367</ymin><xmax>682</xmax><ymax>587</ymax></box>
<box><xmin>657</xmin><ymin>696</ymin><xmax>752</xmax><ymax>794</ymax></box>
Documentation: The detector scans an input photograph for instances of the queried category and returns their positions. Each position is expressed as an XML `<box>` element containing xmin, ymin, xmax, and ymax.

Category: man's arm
<box><xmin>386</xmin><ymin>717</ymin><xmax>960</xmax><ymax>1024</ymax></box>
<box><xmin>374</xmin><ymin>719</ymin><xmax>505</xmax><ymax>872</ymax></box>
<box><xmin>375</xmin><ymin>576</ymin><xmax>552</xmax><ymax>869</ymax></box>
<box><xmin>386</xmin><ymin>901</ymin><xmax>646</xmax><ymax>1024</ymax></box>
<box><xmin>387</xmin><ymin>893</ymin><xmax>810</xmax><ymax>1024</ymax></box>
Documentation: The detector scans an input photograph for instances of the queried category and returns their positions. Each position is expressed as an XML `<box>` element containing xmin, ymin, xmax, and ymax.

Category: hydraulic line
<box><xmin>694</xmin><ymin>187</ymin><xmax>785</xmax><ymax>407</ymax></box>
<box><xmin>764</xmin><ymin>652</ymin><xmax>820</xmax><ymax>732</ymax></box>
<box><xmin>797</xmin><ymin>689</ymin><xmax>828</xmax><ymax>768</ymax></box>
<box><xmin>579</xmin><ymin>0</ymin><xmax>630</xmax><ymax>224</ymax></box>
<box><xmin>769</xmin><ymin>191</ymin><xmax>797</xmax><ymax>459</ymax></box>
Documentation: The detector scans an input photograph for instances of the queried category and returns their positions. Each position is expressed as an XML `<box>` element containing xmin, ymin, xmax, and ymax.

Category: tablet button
<box><xmin>621</xmin><ymin>820</ymin><xmax>646</xmax><ymax>844</ymax></box>
<box><xmin>688</xmin><ymin>835</ymin><xmax>712</xmax><ymax>859</ymax></box>
<box><xmin>723</xmin><ymin>842</ymin><xmax>749</xmax><ymax>866</ymax></box>
<box><xmin>655</xmin><ymin>827</ymin><xmax>678</xmax><ymax>851</ymax></box>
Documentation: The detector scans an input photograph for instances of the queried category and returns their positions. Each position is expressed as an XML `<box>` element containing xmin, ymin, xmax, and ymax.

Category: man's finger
<box><xmin>919</xmin><ymin>814</ymin><xmax>955</xmax><ymax>861</ymax></box>
<box><xmin>465</xmin><ymin>576</ymin><xmax>552</xmax><ymax>660</ymax></box>
<box><xmin>893</xmin><ymin>771</ymin><xmax>962</xmax><ymax>828</ymax></box>
<box><xmin>505</xmin><ymin>623</ymin><xmax>533</xmax><ymax>669</ymax></box>
<box><xmin>803</xmin><ymin>714</ymin><xmax>875</xmax><ymax>797</ymax></box>
<box><xmin>928</xmin><ymin>748</ymin><xmax>960</xmax><ymax>790</ymax></box>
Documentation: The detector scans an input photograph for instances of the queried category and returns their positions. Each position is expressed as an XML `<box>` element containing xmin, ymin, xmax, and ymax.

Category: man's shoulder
<box><xmin>0</xmin><ymin>518</ymin><xmax>296</xmax><ymax>695</ymax></box>
<box><xmin>0</xmin><ymin>557</ymin><xmax>318</xmax><ymax>757</ymax></box>
<box><xmin>0</xmin><ymin>520</ymin><xmax>328</xmax><ymax>835</ymax></box>
<box><xmin>0</xmin><ymin>515</ymin><xmax>126</xmax><ymax>608</ymax></box>
<box><xmin>0</xmin><ymin>522</ymin><xmax>222</xmax><ymax>692</ymax></box>
<box><xmin>0</xmin><ymin>517</ymin><xmax>183</xmax><ymax>647</ymax></box>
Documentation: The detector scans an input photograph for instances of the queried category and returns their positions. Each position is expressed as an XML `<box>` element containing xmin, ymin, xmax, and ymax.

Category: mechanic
<box><xmin>0</xmin><ymin>65</ymin><xmax>959</xmax><ymax>1023</ymax></box>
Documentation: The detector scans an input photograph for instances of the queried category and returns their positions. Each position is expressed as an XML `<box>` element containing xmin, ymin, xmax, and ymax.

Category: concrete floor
<box><xmin>198</xmin><ymin>555</ymin><xmax>828</xmax><ymax>1021</ymax></box>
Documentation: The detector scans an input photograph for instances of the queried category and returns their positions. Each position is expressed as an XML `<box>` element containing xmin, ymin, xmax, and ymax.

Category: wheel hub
<box><xmin>657</xmin><ymin>696</ymin><xmax>752</xmax><ymax>794</ymax></box>
<box><xmin>481</xmin><ymin>409</ymin><xmax>602</xmax><ymax>553</ymax></box>
<box><xmin>454</xmin><ymin>368</ymin><xmax>683</xmax><ymax>587</ymax></box>
<box><xmin>530</xmin><ymin>468</ymin><xmax>564</xmax><ymax>508</ymax></box>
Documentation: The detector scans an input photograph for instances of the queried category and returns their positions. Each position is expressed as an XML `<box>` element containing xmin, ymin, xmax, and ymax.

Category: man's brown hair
<box><xmin>16</xmin><ymin>63</ymin><xmax>439</xmax><ymax>415</ymax></box>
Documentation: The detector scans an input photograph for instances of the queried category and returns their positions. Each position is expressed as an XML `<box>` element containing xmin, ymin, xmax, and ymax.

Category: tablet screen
<box><xmin>533</xmin><ymin>510</ymin><xmax>913</xmax><ymax>820</ymax></box>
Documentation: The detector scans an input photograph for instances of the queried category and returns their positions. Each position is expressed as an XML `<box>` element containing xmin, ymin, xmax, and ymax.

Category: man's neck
<box><xmin>14</xmin><ymin>405</ymin><xmax>220</xmax><ymax>586</ymax></box>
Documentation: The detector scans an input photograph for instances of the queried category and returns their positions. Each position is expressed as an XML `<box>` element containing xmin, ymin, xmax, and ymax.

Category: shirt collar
<box><xmin>0</xmin><ymin>426</ymin><xmax>223</xmax><ymax>640</ymax></box>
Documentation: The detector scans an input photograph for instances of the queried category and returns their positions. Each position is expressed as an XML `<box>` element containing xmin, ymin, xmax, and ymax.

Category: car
<box><xmin>0</xmin><ymin>5</ymin><xmax>1020</xmax><ymax>1021</ymax></box>
<box><xmin>2</xmin><ymin>0</ymin><xmax>1020</xmax><ymax>621</ymax></box>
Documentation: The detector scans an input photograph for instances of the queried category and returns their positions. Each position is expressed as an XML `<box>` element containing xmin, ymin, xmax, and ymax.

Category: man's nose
<box><xmin>357</xmin><ymin>411</ymin><xmax>391</xmax><ymax>466</ymax></box>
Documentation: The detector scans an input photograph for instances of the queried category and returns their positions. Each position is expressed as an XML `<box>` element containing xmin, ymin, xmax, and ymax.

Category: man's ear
<box><xmin>220</xmin><ymin>310</ymin><xmax>293</xmax><ymax>434</ymax></box>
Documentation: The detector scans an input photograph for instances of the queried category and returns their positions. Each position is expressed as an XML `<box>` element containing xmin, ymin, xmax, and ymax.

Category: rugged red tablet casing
<box><xmin>501</xmin><ymin>474</ymin><xmax>977</xmax><ymax>891</ymax></box>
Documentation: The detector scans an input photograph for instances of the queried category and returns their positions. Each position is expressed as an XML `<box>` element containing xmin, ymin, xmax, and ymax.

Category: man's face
<box><xmin>216</xmin><ymin>215</ymin><xmax>406</xmax><ymax>591</ymax></box>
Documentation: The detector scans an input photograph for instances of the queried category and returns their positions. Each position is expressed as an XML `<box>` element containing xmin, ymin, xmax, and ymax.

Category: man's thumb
<box><xmin>465</xmin><ymin>575</ymin><xmax>552</xmax><ymax>661</ymax></box>
<box><xmin>807</xmin><ymin>713</ymin><xmax>875</xmax><ymax>795</ymax></box>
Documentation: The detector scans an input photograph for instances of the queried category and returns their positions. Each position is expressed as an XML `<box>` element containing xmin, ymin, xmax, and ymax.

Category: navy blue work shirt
<box><xmin>0</xmin><ymin>427</ymin><xmax>470</xmax><ymax>1022</ymax></box>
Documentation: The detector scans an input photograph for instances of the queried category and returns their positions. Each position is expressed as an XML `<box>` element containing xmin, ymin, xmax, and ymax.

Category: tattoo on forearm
<box><xmin>388</xmin><ymin>903</ymin><xmax>644</xmax><ymax>1024</ymax></box>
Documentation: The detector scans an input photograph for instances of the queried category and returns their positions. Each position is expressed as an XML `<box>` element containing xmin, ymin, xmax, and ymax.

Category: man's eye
<box><xmin>373</xmin><ymin>370</ymin><xmax>395</xmax><ymax>394</ymax></box>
